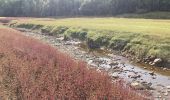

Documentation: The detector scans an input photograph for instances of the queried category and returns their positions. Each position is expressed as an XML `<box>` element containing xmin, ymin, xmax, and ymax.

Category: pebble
<box><xmin>167</xmin><ymin>86</ymin><xmax>170</xmax><ymax>89</ymax></box>
<box><xmin>164</xmin><ymin>92</ymin><xmax>168</xmax><ymax>96</ymax></box>
<box><xmin>152</xmin><ymin>77</ymin><xmax>156</xmax><ymax>79</ymax></box>
<box><xmin>163</xmin><ymin>68</ymin><xmax>167</xmax><ymax>71</ymax></box>
<box><xmin>149</xmin><ymin>71</ymin><xmax>155</xmax><ymax>76</ymax></box>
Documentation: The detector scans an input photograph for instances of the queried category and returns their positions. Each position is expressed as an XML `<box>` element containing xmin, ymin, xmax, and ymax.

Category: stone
<box><xmin>164</xmin><ymin>92</ymin><xmax>168</xmax><ymax>96</ymax></box>
<box><xmin>149</xmin><ymin>62</ymin><xmax>153</xmax><ymax>65</ymax></box>
<box><xmin>167</xmin><ymin>86</ymin><xmax>170</xmax><ymax>89</ymax></box>
<box><xmin>152</xmin><ymin>77</ymin><xmax>156</xmax><ymax>79</ymax></box>
<box><xmin>150</xmin><ymin>62</ymin><xmax>155</xmax><ymax>66</ymax></box>
<box><xmin>154</xmin><ymin>58</ymin><xmax>162</xmax><ymax>64</ymax></box>
<box><xmin>141</xmin><ymin>82</ymin><xmax>152</xmax><ymax>89</ymax></box>
<box><xmin>163</xmin><ymin>68</ymin><xmax>167</xmax><ymax>71</ymax></box>
<box><xmin>109</xmin><ymin>62</ymin><xmax>119</xmax><ymax>66</ymax></box>
<box><xmin>64</xmin><ymin>42</ymin><xmax>72</xmax><ymax>45</ymax></box>
<box><xmin>149</xmin><ymin>71</ymin><xmax>155</xmax><ymax>76</ymax></box>
<box><xmin>129</xmin><ymin>74</ymin><xmax>141</xmax><ymax>79</ymax></box>
<box><xmin>112</xmin><ymin>75</ymin><xmax>119</xmax><ymax>79</ymax></box>
<box><xmin>130</xmin><ymin>81</ymin><xmax>145</xmax><ymax>90</ymax></box>
<box><xmin>149</xmin><ymin>55</ymin><xmax>156</xmax><ymax>61</ymax></box>
<box><xmin>136</xmin><ymin>59</ymin><xmax>141</xmax><ymax>63</ymax></box>
<box><xmin>158</xmin><ymin>96</ymin><xmax>162</xmax><ymax>98</ymax></box>
<box><xmin>130</xmin><ymin>81</ymin><xmax>152</xmax><ymax>90</ymax></box>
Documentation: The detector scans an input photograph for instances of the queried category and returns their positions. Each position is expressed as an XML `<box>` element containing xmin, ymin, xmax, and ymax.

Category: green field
<box><xmin>8</xmin><ymin>17</ymin><xmax>170</xmax><ymax>67</ymax></box>
<box><xmin>117</xmin><ymin>11</ymin><xmax>170</xmax><ymax>19</ymax></box>
<box><xmin>12</xmin><ymin>17</ymin><xmax>170</xmax><ymax>36</ymax></box>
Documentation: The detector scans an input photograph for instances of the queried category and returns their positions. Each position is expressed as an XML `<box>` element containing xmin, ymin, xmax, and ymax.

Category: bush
<box><xmin>0</xmin><ymin>28</ymin><xmax>148</xmax><ymax>100</ymax></box>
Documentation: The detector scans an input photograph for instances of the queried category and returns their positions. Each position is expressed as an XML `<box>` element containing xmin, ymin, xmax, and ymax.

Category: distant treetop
<box><xmin>0</xmin><ymin>0</ymin><xmax>170</xmax><ymax>17</ymax></box>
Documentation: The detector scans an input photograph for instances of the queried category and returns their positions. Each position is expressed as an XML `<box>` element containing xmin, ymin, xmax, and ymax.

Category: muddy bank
<box><xmin>15</xmin><ymin>28</ymin><xmax>170</xmax><ymax>99</ymax></box>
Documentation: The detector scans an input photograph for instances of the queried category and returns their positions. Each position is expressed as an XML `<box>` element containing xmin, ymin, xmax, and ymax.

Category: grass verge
<box><xmin>4</xmin><ymin>17</ymin><xmax>170</xmax><ymax>68</ymax></box>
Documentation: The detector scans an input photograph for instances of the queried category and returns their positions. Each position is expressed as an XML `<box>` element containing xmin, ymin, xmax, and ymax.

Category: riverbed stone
<box><xmin>149</xmin><ymin>71</ymin><xmax>155</xmax><ymax>76</ymax></box>
<box><xmin>109</xmin><ymin>62</ymin><xmax>119</xmax><ymax>66</ymax></box>
<box><xmin>128</xmin><ymin>74</ymin><xmax>141</xmax><ymax>79</ymax></box>
<box><xmin>130</xmin><ymin>82</ymin><xmax>143</xmax><ymax>90</ymax></box>
<box><xmin>167</xmin><ymin>86</ymin><xmax>170</xmax><ymax>89</ymax></box>
<box><xmin>164</xmin><ymin>92</ymin><xmax>168</xmax><ymax>96</ymax></box>
<box><xmin>153</xmin><ymin>58</ymin><xmax>163</xmax><ymax>66</ymax></box>
<box><xmin>130</xmin><ymin>81</ymin><xmax>152</xmax><ymax>90</ymax></box>
<box><xmin>163</xmin><ymin>68</ymin><xmax>167</xmax><ymax>71</ymax></box>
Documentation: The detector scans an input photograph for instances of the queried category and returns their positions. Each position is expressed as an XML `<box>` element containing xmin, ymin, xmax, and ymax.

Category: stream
<box><xmin>17</xmin><ymin>28</ymin><xmax>170</xmax><ymax>100</ymax></box>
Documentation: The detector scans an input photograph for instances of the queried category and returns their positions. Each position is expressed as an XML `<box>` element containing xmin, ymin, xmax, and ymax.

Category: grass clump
<box><xmin>64</xmin><ymin>27</ymin><xmax>88</xmax><ymax>40</ymax></box>
<box><xmin>51</xmin><ymin>26</ymin><xmax>69</xmax><ymax>35</ymax></box>
<box><xmin>86</xmin><ymin>31</ymin><xmax>112</xmax><ymax>48</ymax></box>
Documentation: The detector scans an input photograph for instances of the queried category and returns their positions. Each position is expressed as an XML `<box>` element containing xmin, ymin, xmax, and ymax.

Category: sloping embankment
<box><xmin>8</xmin><ymin>18</ymin><xmax>170</xmax><ymax>68</ymax></box>
<box><xmin>0</xmin><ymin>27</ymin><xmax>148</xmax><ymax>99</ymax></box>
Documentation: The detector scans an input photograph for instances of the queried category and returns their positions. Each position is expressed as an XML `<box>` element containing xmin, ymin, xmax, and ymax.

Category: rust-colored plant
<box><xmin>0</xmin><ymin>28</ymin><xmax>150</xmax><ymax>100</ymax></box>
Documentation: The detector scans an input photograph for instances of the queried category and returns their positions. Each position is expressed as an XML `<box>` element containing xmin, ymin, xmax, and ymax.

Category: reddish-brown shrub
<box><xmin>0</xmin><ymin>28</ymin><xmax>150</xmax><ymax>100</ymax></box>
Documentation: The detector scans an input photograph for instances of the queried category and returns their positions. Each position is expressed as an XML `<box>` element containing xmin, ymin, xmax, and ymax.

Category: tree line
<box><xmin>0</xmin><ymin>0</ymin><xmax>170</xmax><ymax>17</ymax></box>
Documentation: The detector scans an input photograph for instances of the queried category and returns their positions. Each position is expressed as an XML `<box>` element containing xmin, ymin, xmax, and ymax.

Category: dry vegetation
<box><xmin>0</xmin><ymin>28</ymin><xmax>149</xmax><ymax>100</ymax></box>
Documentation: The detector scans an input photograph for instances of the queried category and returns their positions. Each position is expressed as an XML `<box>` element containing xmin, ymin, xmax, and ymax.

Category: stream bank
<box><xmin>9</xmin><ymin>21</ymin><xmax>170</xmax><ymax>68</ymax></box>
<box><xmin>15</xmin><ymin>28</ymin><xmax>170</xmax><ymax>99</ymax></box>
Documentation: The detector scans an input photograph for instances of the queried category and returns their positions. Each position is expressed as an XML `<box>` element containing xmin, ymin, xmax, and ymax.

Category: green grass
<box><xmin>11</xmin><ymin>17</ymin><xmax>170</xmax><ymax>37</ymax></box>
<box><xmin>117</xmin><ymin>11</ymin><xmax>170</xmax><ymax>19</ymax></box>
<box><xmin>9</xmin><ymin>17</ymin><xmax>170</xmax><ymax>67</ymax></box>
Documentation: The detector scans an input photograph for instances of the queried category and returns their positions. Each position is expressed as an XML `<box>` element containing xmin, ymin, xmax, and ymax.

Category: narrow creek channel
<box><xmin>16</xmin><ymin>28</ymin><xmax>170</xmax><ymax>99</ymax></box>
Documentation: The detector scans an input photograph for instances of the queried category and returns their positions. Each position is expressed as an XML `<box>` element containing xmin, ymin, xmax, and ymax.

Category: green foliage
<box><xmin>41</xmin><ymin>26</ymin><xmax>54</xmax><ymax>33</ymax></box>
<box><xmin>0</xmin><ymin>0</ymin><xmax>170</xmax><ymax>17</ymax></box>
<box><xmin>87</xmin><ymin>31</ymin><xmax>111</xmax><ymax>47</ymax></box>
<box><xmin>51</xmin><ymin>26</ymin><xmax>68</xmax><ymax>35</ymax></box>
<box><xmin>64</xmin><ymin>28</ymin><xmax>88</xmax><ymax>40</ymax></box>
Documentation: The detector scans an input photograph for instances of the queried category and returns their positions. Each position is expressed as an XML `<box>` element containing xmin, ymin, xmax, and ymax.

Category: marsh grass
<box><xmin>7</xmin><ymin>17</ymin><xmax>170</xmax><ymax>67</ymax></box>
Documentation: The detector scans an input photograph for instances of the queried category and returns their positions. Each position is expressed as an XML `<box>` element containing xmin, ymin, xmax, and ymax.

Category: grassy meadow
<box><xmin>117</xmin><ymin>11</ymin><xmax>170</xmax><ymax>19</ymax></box>
<box><xmin>11</xmin><ymin>17</ymin><xmax>170</xmax><ymax>36</ymax></box>
<box><xmin>6</xmin><ymin>17</ymin><xmax>170</xmax><ymax>67</ymax></box>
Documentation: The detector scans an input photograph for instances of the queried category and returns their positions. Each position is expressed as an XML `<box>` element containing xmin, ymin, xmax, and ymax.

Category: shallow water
<box><xmin>77</xmin><ymin>42</ymin><xmax>170</xmax><ymax>99</ymax></box>
<box><xmin>17</xmin><ymin>28</ymin><xmax>170</xmax><ymax>99</ymax></box>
